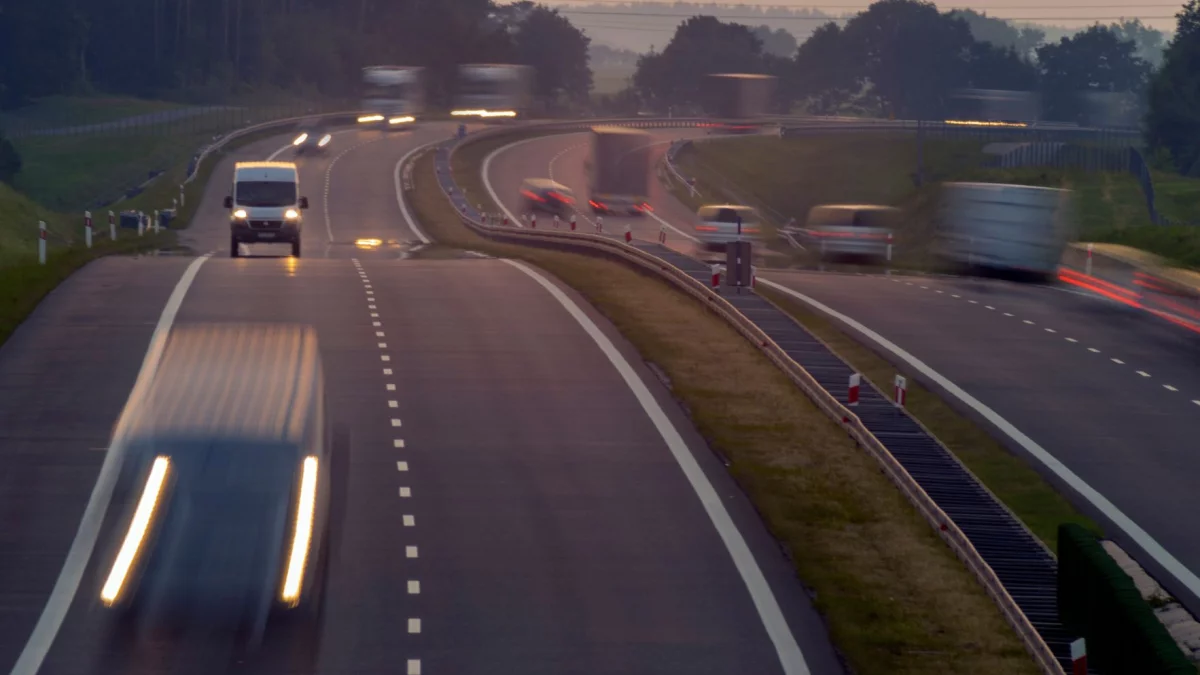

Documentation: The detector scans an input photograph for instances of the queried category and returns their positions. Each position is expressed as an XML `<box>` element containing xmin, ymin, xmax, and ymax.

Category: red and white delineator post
<box><xmin>848</xmin><ymin>373</ymin><xmax>861</xmax><ymax>406</ymax></box>
<box><xmin>624</xmin><ymin>225</ymin><xmax>632</xmax><ymax>243</ymax></box>
<box><xmin>502</xmin><ymin>214</ymin><xmax>509</xmax><ymax>226</ymax></box>
<box><xmin>1086</xmin><ymin>243</ymin><xmax>1094</xmax><ymax>276</ymax></box>
<box><xmin>38</xmin><ymin>220</ymin><xmax>46</xmax><ymax>265</ymax></box>
<box><xmin>108</xmin><ymin>210</ymin><xmax>116</xmax><ymax>240</ymax></box>
<box><xmin>710</xmin><ymin>264</ymin><xmax>721</xmax><ymax>289</ymax></box>
<box><xmin>530</xmin><ymin>214</ymin><xmax>537</xmax><ymax>229</ymax></box>
<box><xmin>553</xmin><ymin>214</ymin><xmax>560</xmax><ymax>229</ymax></box>
<box><xmin>1070</xmin><ymin>639</ymin><xmax>1086</xmax><ymax>675</ymax></box>
<box><xmin>570</xmin><ymin>215</ymin><xmax>577</xmax><ymax>231</ymax></box>
<box><xmin>137</xmin><ymin>212</ymin><xmax>145</xmax><ymax>237</ymax></box>
<box><xmin>596</xmin><ymin>216</ymin><xmax>603</xmax><ymax>234</ymax></box>
<box><xmin>893</xmin><ymin>374</ymin><xmax>907</xmax><ymax>407</ymax></box>
<box><xmin>658</xmin><ymin>226</ymin><xmax>666</xmax><ymax>244</ymax></box>
<box><xmin>84</xmin><ymin>211</ymin><xmax>93</xmax><ymax>248</ymax></box>
<box><xmin>751</xmin><ymin>265</ymin><xmax>757</xmax><ymax>289</ymax></box>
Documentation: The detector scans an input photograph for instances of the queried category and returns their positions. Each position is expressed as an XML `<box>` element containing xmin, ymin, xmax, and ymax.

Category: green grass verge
<box><xmin>415</xmin><ymin>144</ymin><xmax>1043</xmax><ymax>675</ymax></box>
<box><xmin>0</xmin><ymin>95</ymin><xmax>185</xmax><ymax>130</ymax></box>
<box><xmin>674</xmin><ymin>133</ymin><xmax>1200</xmax><ymax>270</ymax></box>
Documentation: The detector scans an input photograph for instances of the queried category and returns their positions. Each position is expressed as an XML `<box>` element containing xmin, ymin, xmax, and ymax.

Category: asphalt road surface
<box><xmin>489</xmin><ymin>124</ymin><xmax>1200</xmax><ymax>612</ymax></box>
<box><xmin>0</xmin><ymin>122</ymin><xmax>842</xmax><ymax>675</ymax></box>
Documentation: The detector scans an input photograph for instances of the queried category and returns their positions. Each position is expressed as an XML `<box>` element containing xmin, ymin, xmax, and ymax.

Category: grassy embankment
<box><xmin>405</xmin><ymin>135</ymin><xmax>1046</xmax><ymax>675</ymax></box>
<box><xmin>671</xmin><ymin>133</ymin><xmax>1200</xmax><ymax>270</ymax></box>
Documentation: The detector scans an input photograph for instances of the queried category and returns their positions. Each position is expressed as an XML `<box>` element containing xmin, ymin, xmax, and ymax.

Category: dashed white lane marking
<box><xmin>399</xmin><ymin>487</ymin><xmax>411</xmax><ymax>497</ymax></box>
<box><xmin>1165</xmin><ymin>385</ymin><xmax>1179</xmax><ymax>391</ymax></box>
<box><xmin>1045</xmin><ymin>328</ymin><xmax>1056</xmax><ymax>333</ymax></box>
<box><xmin>376</xmin><ymin>331</ymin><xmax>386</xmax><ymax>337</ymax></box>
<box><xmin>382</xmin><ymin>355</ymin><xmax>391</xmax><ymax>362</ymax></box>
<box><xmin>985</xmin><ymin>305</ymin><xmax>995</xmax><ymax>310</ymax></box>
<box><xmin>1023</xmin><ymin>319</ymin><xmax>1035</xmax><ymax>325</ymax></box>
<box><xmin>503</xmin><ymin>259</ymin><xmax>813</xmax><ymax>674</ymax></box>
<box><xmin>935</xmin><ymin>290</ymin><xmax>944</xmax><ymax>294</ymax></box>
<box><xmin>408</xmin><ymin>618</ymin><xmax>421</xmax><ymax>634</ymax></box>
<box><xmin>371</xmin><ymin>313</ymin><xmax>379</xmax><ymax>318</ymax></box>
<box><xmin>373</xmin><ymin>321</ymin><xmax>382</xmax><ymax>327</ymax></box>
<box><xmin>408</xmin><ymin>580</ymin><xmax>420</xmax><ymax>594</ymax></box>
<box><xmin>1088</xmin><ymin>347</ymin><xmax>1101</xmax><ymax>353</ymax></box>
<box><xmin>378</xmin><ymin>342</ymin><xmax>388</xmax><ymax>349</ymax></box>
<box><xmin>403</xmin><ymin>515</ymin><xmax>415</xmax><ymax>527</ymax></box>
<box><xmin>392</xmin><ymin>418</ymin><xmax>402</xmax><ymax>427</ymax></box>
<box><xmin>759</xmin><ymin>277</ymin><xmax>1200</xmax><ymax>603</ymax></box>
<box><xmin>384</xmin><ymin>368</ymin><xmax>393</xmax><ymax>375</ymax></box>
<box><xmin>8</xmin><ymin>255</ymin><xmax>211</xmax><ymax>675</ymax></box>
<box><xmin>387</xmin><ymin>384</ymin><xmax>396</xmax><ymax>391</ymax></box>
<box><xmin>396</xmin><ymin>461</ymin><xmax>409</xmax><ymax>471</ymax></box>
<box><xmin>951</xmin><ymin>294</ymin><xmax>961</xmax><ymax>298</ymax></box>
<box><xmin>919</xmin><ymin>285</ymin><xmax>928</xmax><ymax>290</ymax></box>
<box><xmin>1112</xmin><ymin>358</ymin><xmax>1125</xmax><ymax>364</ymax></box>
<box><xmin>968</xmin><ymin>299</ymin><xmax>978</xmax><ymax>304</ymax></box>
<box><xmin>406</xmin><ymin>546</ymin><xmax>418</xmax><ymax>558</ymax></box>
<box><xmin>366</xmin><ymin>290</ymin><xmax>374</xmax><ymax>296</ymax></box>
<box><xmin>1066</xmin><ymin>338</ymin><xmax>1078</xmax><ymax>343</ymax></box>
<box><xmin>369</xmin><ymin>304</ymin><xmax>377</xmax><ymax>310</ymax></box>
<box><xmin>1138</xmin><ymin>371</ymin><xmax>1152</xmax><ymax>378</ymax></box>
<box><xmin>905</xmin><ymin>282</ymin><xmax>913</xmax><ymax>286</ymax></box>
<box><xmin>394</xmin><ymin>439</ymin><xmax>406</xmax><ymax>448</ymax></box>
<box><xmin>408</xmin><ymin>659</ymin><xmax>421</xmax><ymax>674</ymax></box>
<box><xmin>388</xmin><ymin>400</ymin><xmax>398</xmax><ymax>407</ymax></box>
<box><xmin>1003</xmin><ymin>312</ymin><xmax>1014</xmax><ymax>317</ymax></box>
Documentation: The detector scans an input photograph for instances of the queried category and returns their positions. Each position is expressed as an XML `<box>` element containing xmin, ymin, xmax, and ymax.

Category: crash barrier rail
<box><xmin>423</xmin><ymin>123</ymin><xmax>1071</xmax><ymax>675</ymax></box>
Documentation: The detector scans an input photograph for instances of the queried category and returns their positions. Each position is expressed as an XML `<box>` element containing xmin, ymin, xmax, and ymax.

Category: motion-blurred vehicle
<box><xmin>801</xmin><ymin>204</ymin><xmax>900</xmax><ymax>262</ymax></box>
<box><xmin>935</xmin><ymin>182</ymin><xmax>1076</xmax><ymax>281</ymax></box>
<box><xmin>586</xmin><ymin>126</ymin><xmax>651</xmax><ymax>216</ymax></box>
<box><xmin>702</xmin><ymin>74</ymin><xmax>776</xmax><ymax>133</ymax></box>
<box><xmin>693</xmin><ymin>204</ymin><xmax>762</xmax><ymax>251</ymax></box>
<box><xmin>98</xmin><ymin>324</ymin><xmax>334</xmax><ymax>644</ymax></box>
<box><xmin>520</xmin><ymin>178</ymin><xmax>575</xmax><ymax>217</ymax></box>
<box><xmin>292</xmin><ymin>125</ymin><xmax>332</xmax><ymax>156</ymax></box>
<box><xmin>224</xmin><ymin>162</ymin><xmax>308</xmax><ymax>258</ymax></box>
<box><xmin>452</xmin><ymin>64</ymin><xmax>532</xmax><ymax>119</ymax></box>
<box><xmin>359</xmin><ymin>65</ymin><xmax>425</xmax><ymax>127</ymax></box>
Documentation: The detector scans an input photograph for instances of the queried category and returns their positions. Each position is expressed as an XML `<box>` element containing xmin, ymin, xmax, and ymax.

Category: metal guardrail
<box><xmin>421</xmin><ymin>123</ymin><xmax>1070</xmax><ymax>675</ymax></box>
<box><xmin>182</xmin><ymin>111</ymin><xmax>362</xmax><ymax>184</ymax></box>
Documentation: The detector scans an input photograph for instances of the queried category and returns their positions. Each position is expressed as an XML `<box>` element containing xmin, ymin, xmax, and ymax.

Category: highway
<box><xmin>483</xmin><ymin>125</ymin><xmax>1200</xmax><ymax>613</ymax></box>
<box><xmin>0</xmin><ymin>122</ymin><xmax>843</xmax><ymax>675</ymax></box>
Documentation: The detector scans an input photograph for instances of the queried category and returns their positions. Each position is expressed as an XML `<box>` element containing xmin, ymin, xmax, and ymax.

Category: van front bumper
<box><xmin>232</xmin><ymin>220</ymin><xmax>301</xmax><ymax>242</ymax></box>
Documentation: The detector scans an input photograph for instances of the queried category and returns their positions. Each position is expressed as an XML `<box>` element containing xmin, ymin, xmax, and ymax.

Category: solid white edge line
<box><xmin>10</xmin><ymin>255</ymin><xmax>211</xmax><ymax>675</ymax></box>
<box><xmin>500</xmin><ymin>258</ymin><xmax>811</xmax><ymax>675</ymax></box>
<box><xmin>394</xmin><ymin>141</ymin><xmax>440</xmax><ymax>244</ymax></box>
<box><xmin>757</xmin><ymin>276</ymin><xmax>1200</xmax><ymax>601</ymax></box>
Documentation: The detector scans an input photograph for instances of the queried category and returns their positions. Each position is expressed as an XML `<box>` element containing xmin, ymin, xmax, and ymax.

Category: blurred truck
<box><xmin>703</xmin><ymin>73</ymin><xmax>777</xmax><ymax>132</ymax></box>
<box><xmin>453</xmin><ymin>64</ymin><xmax>533</xmax><ymax>119</ymax></box>
<box><xmin>586</xmin><ymin>126</ymin><xmax>652</xmax><ymax>216</ymax></box>
<box><xmin>359</xmin><ymin>65</ymin><xmax>425</xmax><ymax>127</ymax></box>
<box><xmin>935</xmin><ymin>182</ymin><xmax>1076</xmax><ymax>281</ymax></box>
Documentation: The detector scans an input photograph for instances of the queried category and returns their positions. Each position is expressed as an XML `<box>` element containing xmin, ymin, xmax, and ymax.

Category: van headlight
<box><xmin>285</xmin><ymin>209</ymin><xmax>300</xmax><ymax>220</ymax></box>
<box><xmin>318</xmin><ymin>134</ymin><xmax>331</xmax><ymax>147</ymax></box>
<box><xmin>233</xmin><ymin>209</ymin><xmax>248</xmax><ymax>219</ymax></box>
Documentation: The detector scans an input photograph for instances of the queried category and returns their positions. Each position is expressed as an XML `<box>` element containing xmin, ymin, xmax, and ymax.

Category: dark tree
<box><xmin>512</xmin><ymin>6</ymin><xmax>592</xmax><ymax>104</ymax></box>
<box><xmin>633</xmin><ymin>16</ymin><xmax>766</xmax><ymax>110</ymax></box>
<box><xmin>1146</xmin><ymin>1</ymin><xmax>1200</xmax><ymax>173</ymax></box>
<box><xmin>1036</xmin><ymin>25</ymin><xmax>1150</xmax><ymax>123</ymax></box>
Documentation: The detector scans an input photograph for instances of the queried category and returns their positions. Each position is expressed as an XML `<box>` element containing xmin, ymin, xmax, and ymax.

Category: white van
<box><xmin>223</xmin><ymin>162</ymin><xmax>309</xmax><ymax>258</ymax></box>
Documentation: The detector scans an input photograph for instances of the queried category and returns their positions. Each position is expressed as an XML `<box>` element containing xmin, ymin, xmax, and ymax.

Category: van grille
<box><xmin>249</xmin><ymin>220</ymin><xmax>283</xmax><ymax>230</ymax></box>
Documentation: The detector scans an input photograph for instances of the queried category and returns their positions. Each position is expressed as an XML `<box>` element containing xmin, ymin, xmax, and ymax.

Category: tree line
<box><xmin>0</xmin><ymin>0</ymin><xmax>593</xmax><ymax>110</ymax></box>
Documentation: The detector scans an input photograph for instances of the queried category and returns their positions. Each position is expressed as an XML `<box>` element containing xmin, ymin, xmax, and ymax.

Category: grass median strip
<box><xmin>413</xmin><ymin>147</ymin><xmax>1042</xmax><ymax>675</ymax></box>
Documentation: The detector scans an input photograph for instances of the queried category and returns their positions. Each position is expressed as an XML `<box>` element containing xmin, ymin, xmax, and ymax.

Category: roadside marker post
<box><xmin>137</xmin><ymin>212</ymin><xmax>145</xmax><ymax>237</ymax></box>
<box><xmin>553</xmin><ymin>214</ymin><xmax>559</xmax><ymax>229</ymax></box>
<box><xmin>530</xmin><ymin>214</ymin><xmax>536</xmax><ymax>229</ymax></box>
<box><xmin>570</xmin><ymin>215</ymin><xmax>576</xmax><ymax>231</ymax></box>
<box><xmin>596</xmin><ymin>215</ymin><xmax>603</xmax><ymax>234</ymax></box>
<box><xmin>710</xmin><ymin>264</ymin><xmax>720</xmax><ymax>290</ymax></box>
<box><xmin>848</xmin><ymin>373</ymin><xmax>861</xmax><ymax>406</ymax></box>
<box><xmin>1086</xmin><ymin>243</ymin><xmax>1094</xmax><ymax>276</ymax></box>
<box><xmin>154</xmin><ymin>210</ymin><xmax>161</xmax><ymax>234</ymax></box>
<box><xmin>893</xmin><ymin>374</ymin><xmax>907</xmax><ymax>407</ymax></box>
<box><xmin>658</xmin><ymin>226</ymin><xmax>666</xmax><ymax>244</ymax></box>
<box><xmin>84</xmin><ymin>211</ymin><xmax>93</xmax><ymax>249</ymax></box>
<box><xmin>1070</xmin><ymin>638</ymin><xmax>1086</xmax><ymax>675</ymax></box>
<box><xmin>38</xmin><ymin>221</ymin><xmax>46</xmax><ymax>265</ymax></box>
<box><xmin>624</xmin><ymin>225</ymin><xmax>632</xmax><ymax>243</ymax></box>
<box><xmin>108</xmin><ymin>211</ymin><xmax>116</xmax><ymax>240</ymax></box>
<box><xmin>179</xmin><ymin>184</ymin><xmax>185</xmax><ymax>208</ymax></box>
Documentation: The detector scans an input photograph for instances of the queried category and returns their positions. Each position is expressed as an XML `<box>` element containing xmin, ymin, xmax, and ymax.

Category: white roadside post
<box><xmin>179</xmin><ymin>184</ymin><xmax>185</xmax><ymax>208</ymax></box>
<box><xmin>1070</xmin><ymin>638</ymin><xmax>1086</xmax><ymax>675</ymax></box>
<box><xmin>154</xmin><ymin>210</ymin><xmax>161</xmax><ymax>234</ymax></box>
<box><xmin>38</xmin><ymin>221</ymin><xmax>46</xmax><ymax>265</ymax></box>
<box><xmin>893</xmin><ymin>374</ymin><xmax>907</xmax><ymax>407</ymax></box>
<box><xmin>137</xmin><ymin>212</ymin><xmax>145</xmax><ymax>237</ymax></box>
<box><xmin>108</xmin><ymin>211</ymin><xmax>116</xmax><ymax>240</ymax></box>
<box><xmin>84</xmin><ymin>211</ymin><xmax>93</xmax><ymax>249</ymax></box>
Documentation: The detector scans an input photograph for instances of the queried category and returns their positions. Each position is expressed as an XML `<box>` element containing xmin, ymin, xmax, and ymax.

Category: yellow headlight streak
<box><xmin>943</xmin><ymin>119</ymin><xmax>1029</xmax><ymax>128</ymax></box>
<box><xmin>100</xmin><ymin>456</ymin><xmax>171</xmax><ymax>606</ymax></box>
<box><xmin>292</xmin><ymin>133</ymin><xmax>308</xmax><ymax>146</ymax></box>
<box><xmin>389</xmin><ymin>116</ymin><xmax>415</xmax><ymax>125</ymax></box>
<box><xmin>451</xmin><ymin>109</ymin><xmax>518</xmax><ymax>118</ymax></box>
<box><xmin>281</xmin><ymin>456</ymin><xmax>319</xmax><ymax>607</ymax></box>
<box><xmin>285</xmin><ymin>209</ymin><xmax>300</xmax><ymax>219</ymax></box>
<box><xmin>357</xmin><ymin>114</ymin><xmax>385</xmax><ymax>123</ymax></box>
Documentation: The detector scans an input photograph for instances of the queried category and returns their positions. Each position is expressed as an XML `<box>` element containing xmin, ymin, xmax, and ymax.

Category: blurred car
<box><xmin>802</xmin><ymin>204</ymin><xmax>899</xmax><ymax>262</ymax></box>
<box><xmin>520</xmin><ymin>178</ymin><xmax>575</xmax><ymax>216</ymax></box>
<box><xmin>293</xmin><ymin>127</ymin><xmax>332</xmax><ymax>156</ymax></box>
<box><xmin>693</xmin><ymin>204</ymin><xmax>762</xmax><ymax>251</ymax></box>
<box><xmin>98</xmin><ymin>324</ymin><xmax>335</xmax><ymax>644</ymax></box>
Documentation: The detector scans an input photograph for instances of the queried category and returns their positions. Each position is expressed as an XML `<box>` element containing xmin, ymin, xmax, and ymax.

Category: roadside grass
<box><xmin>675</xmin><ymin>133</ymin><xmax>1200</xmax><ymax>270</ymax></box>
<box><xmin>0</xmin><ymin>181</ymin><xmax>76</xmax><ymax>267</ymax></box>
<box><xmin>0</xmin><ymin>95</ymin><xmax>185</xmax><ymax>130</ymax></box>
<box><xmin>758</xmin><ymin>282</ymin><xmax>1101</xmax><ymax>547</ymax></box>
<box><xmin>421</xmin><ymin>144</ymin><xmax>1043</xmax><ymax>675</ymax></box>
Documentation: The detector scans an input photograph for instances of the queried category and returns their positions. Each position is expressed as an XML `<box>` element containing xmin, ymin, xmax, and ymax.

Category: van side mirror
<box><xmin>223</xmin><ymin>196</ymin><xmax>233</xmax><ymax>209</ymax></box>
<box><xmin>298</xmin><ymin>197</ymin><xmax>310</xmax><ymax>209</ymax></box>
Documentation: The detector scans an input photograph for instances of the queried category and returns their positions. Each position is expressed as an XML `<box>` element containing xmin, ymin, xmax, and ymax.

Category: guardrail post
<box><xmin>1070</xmin><ymin>638</ymin><xmax>1086</xmax><ymax>675</ymax></box>
<box><xmin>570</xmin><ymin>215</ymin><xmax>576</xmax><ymax>231</ymax></box>
<box><xmin>553</xmin><ymin>214</ymin><xmax>560</xmax><ymax>229</ymax></box>
<box><xmin>108</xmin><ymin>210</ymin><xmax>116</xmax><ymax>240</ymax></box>
<box><xmin>530</xmin><ymin>214</ymin><xmax>537</xmax><ymax>229</ymax></box>
<box><xmin>38</xmin><ymin>221</ymin><xmax>46</xmax><ymax>265</ymax></box>
<box><xmin>624</xmin><ymin>224</ymin><xmax>632</xmax><ymax>243</ymax></box>
<box><xmin>710</xmin><ymin>264</ymin><xmax>720</xmax><ymax>291</ymax></box>
<box><xmin>84</xmin><ymin>211</ymin><xmax>93</xmax><ymax>249</ymax></box>
<box><xmin>658</xmin><ymin>226</ymin><xmax>666</xmax><ymax>244</ymax></box>
<box><xmin>848</xmin><ymin>373</ymin><xmax>861</xmax><ymax>406</ymax></box>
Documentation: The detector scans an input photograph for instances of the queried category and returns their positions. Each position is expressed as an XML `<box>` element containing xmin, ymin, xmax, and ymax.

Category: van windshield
<box><xmin>236</xmin><ymin>181</ymin><xmax>297</xmax><ymax>207</ymax></box>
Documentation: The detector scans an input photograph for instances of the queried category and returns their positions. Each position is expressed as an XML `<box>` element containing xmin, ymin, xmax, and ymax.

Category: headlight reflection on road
<box><xmin>281</xmin><ymin>455</ymin><xmax>318</xmax><ymax>607</ymax></box>
<box><xmin>101</xmin><ymin>456</ymin><xmax>171</xmax><ymax>606</ymax></box>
